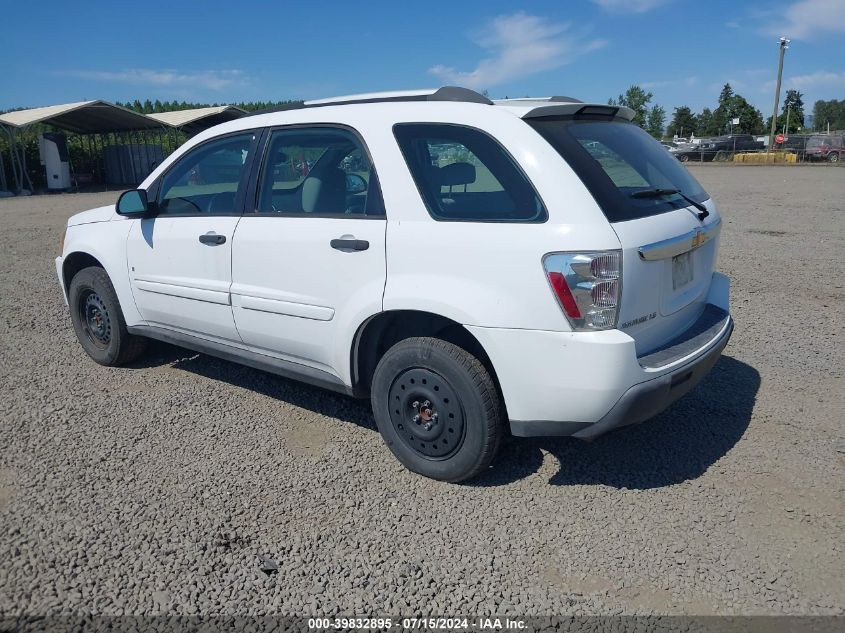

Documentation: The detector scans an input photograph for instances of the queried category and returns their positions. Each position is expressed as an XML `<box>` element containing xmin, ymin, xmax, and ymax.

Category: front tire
<box><xmin>68</xmin><ymin>266</ymin><xmax>147</xmax><ymax>366</ymax></box>
<box><xmin>371</xmin><ymin>337</ymin><xmax>504</xmax><ymax>482</ymax></box>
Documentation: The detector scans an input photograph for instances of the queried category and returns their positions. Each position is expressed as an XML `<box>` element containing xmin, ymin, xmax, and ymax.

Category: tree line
<box><xmin>811</xmin><ymin>99</ymin><xmax>845</xmax><ymax>133</ymax></box>
<box><xmin>608</xmin><ymin>83</ymin><xmax>844</xmax><ymax>139</ymax></box>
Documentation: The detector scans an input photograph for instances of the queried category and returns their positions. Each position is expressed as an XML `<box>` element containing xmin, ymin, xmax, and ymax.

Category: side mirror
<box><xmin>116</xmin><ymin>189</ymin><xmax>149</xmax><ymax>216</ymax></box>
<box><xmin>345</xmin><ymin>173</ymin><xmax>367</xmax><ymax>194</ymax></box>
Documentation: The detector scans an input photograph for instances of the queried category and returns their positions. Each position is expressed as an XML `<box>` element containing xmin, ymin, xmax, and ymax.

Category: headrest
<box><xmin>435</xmin><ymin>162</ymin><xmax>476</xmax><ymax>187</ymax></box>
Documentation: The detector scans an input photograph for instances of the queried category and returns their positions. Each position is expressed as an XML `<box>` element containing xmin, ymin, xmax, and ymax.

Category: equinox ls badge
<box><xmin>620</xmin><ymin>312</ymin><xmax>657</xmax><ymax>329</ymax></box>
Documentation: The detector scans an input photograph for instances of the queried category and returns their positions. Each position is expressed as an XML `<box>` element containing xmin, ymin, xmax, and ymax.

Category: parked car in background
<box><xmin>805</xmin><ymin>134</ymin><xmax>845</xmax><ymax>163</ymax></box>
<box><xmin>671</xmin><ymin>143</ymin><xmax>710</xmax><ymax>162</ymax></box>
<box><xmin>671</xmin><ymin>134</ymin><xmax>764</xmax><ymax>163</ymax></box>
<box><xmin>698</xmin><ymin>134</ymin><xmax>764</xmax><ymax>153</ymax></box>
<box><xmin>56</xmin><ymin>87</ymin><xmax>731</xmax><ymax>482</ymax></box>
<box><xmin>776</xmin><ymin>134</ymin><xmax>813</xmax><ymax>160</ymax></box>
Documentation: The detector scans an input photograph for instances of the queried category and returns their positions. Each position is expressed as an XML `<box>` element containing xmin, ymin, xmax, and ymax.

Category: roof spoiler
<box><xmin>517</xmin><ymin>103</ymin><xmax>636</xmax><ymax>121</ymax></box>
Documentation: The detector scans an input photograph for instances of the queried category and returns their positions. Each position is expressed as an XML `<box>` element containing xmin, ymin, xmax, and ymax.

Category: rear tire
<box><xmin>68</xmin><ymin>266</ymin><xmax>147</xmax><ymax>366</ymax></box>
<box><xmin>828</xmin><ymin>152</ymin><xmax>840</xmax><ymax>163</ymax></box>
<box><xmin>371</xmin><ymin>337</ymin><xmax>503</xmax><ymax>482</ymax></box>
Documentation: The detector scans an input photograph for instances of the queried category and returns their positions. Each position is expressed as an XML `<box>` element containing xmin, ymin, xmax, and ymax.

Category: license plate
<box><xmin>672</xmin><ymin>251</ymin><xmax>693</xmax><ymax>290</ymax></box>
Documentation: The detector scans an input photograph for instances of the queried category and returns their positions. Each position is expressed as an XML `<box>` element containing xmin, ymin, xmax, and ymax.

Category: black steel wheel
<box><xmin>387</xmin><ymin>367</ymin><xmax>466</xmax><ymax>459</ymax></box>
<box><xmin>78</xmin><ymin>290</ymin><xmax>112</xmax><ymax>349</ymax></box>
<box><xmin>371</xmin><ymin>337</ymin><xmax>504</xmax><ymax>482</ymax></box>
<box><xmin>68</xmin><ymin>266</ymin><xmax>147</xmax><ymax>366</ymax></box>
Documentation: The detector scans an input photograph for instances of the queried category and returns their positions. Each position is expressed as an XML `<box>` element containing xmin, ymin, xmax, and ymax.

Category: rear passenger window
<box><xmin>393</xmin><ymin>124</ymin><xmax>546</xmax><ymax>222</ymax></box>
<box><xmin>256</xmin><ymin>127</ymin><xmax>384</xmax><ymax>216</ymax></box>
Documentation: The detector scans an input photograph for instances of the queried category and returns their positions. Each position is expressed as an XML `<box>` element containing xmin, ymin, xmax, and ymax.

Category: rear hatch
<box><xmin>529</xmin><ymin>116</ymin><xmax>719</xmax><ymax>355</ymax></box>
<box><xmin>612</xmin><ymin>209</ymin><xmax>719</xmax><ymax>354</ymax></box>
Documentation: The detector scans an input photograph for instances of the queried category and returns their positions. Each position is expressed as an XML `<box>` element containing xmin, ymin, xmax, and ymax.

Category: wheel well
<box><xmin>352</xmin><ymin>310</ymin><xmax>502</xmax><ymax>399</ymax></box>
<box><xmin>62</xmin><ymin>252</ymin><xmax>104</xmax><ymax>292</ymax></box>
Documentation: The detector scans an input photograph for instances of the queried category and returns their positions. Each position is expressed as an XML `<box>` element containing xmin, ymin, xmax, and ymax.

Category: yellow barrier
<box><xmin>733</xmin><ymin>152</ymin><xmax>797</xmax><ymax>164</ymax></box>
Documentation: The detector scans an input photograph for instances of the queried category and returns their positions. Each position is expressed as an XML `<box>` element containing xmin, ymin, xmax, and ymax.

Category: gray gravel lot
<box><xmin>0</xmin><ymin>165</ymin><xmax>843</xmax><ymax>617</ymax></box>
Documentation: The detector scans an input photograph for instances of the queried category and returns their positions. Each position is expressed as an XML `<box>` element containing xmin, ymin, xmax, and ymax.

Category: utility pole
<box><xmin>768</xmin><ymin>37</ymin><xmax>790</xmax><ymax>152</ymax></box>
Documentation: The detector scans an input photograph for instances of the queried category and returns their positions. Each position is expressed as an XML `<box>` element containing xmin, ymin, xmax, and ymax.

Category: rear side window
<box><xmin>256</xmin><ymin>127</ymin><xmax>384</xmax><ymax>217</ymax></box>
<box><xmin>394</xmin><ymin>123</ymin><xmax>546</xmax><ymax>222</ymax></box>
<box><xmin>529</xmin><ymin>117</ymin><xmax>709</xmax><ymax>223</ymax></box>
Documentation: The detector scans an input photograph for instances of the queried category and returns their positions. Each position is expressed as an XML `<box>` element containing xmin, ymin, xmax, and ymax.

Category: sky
<box><xmin>2</xmin><ymin>0</ymin><xmax>844</xmax><ymax>122</ymax></box>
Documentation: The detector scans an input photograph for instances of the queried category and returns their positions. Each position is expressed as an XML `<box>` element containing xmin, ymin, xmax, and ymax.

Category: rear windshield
<box><xmin>529</xmin><ymin>117</ymin><xmax>709</xmax><ymax>223</ymax></box>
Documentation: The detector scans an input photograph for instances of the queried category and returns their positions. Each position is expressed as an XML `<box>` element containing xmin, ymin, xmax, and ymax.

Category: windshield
<box><xmin>528</xmin><ymin>117</ymin><xmax>709</xmax><ymax>222</ymax></box>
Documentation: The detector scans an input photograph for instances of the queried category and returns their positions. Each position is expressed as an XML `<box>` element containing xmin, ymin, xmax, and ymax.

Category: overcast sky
<box><xmin>2</xmin><ymin>0</ymin><xmax>843</xmax><ymax>117</ymax></box>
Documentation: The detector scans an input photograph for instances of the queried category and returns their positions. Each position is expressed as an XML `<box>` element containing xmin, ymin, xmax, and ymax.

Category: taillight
<box><xmin>543</xmin><ymin>251</ymin><xmax>622</xmax><ymax>331</ymax></box>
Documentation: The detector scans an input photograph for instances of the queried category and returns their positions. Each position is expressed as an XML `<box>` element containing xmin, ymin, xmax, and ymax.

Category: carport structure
<box><xmin>147</xmin><ymin>105</ymin><xmax>247</xmax><ymax>136</ymax></box>
<box><xmin>0</xmin><ymin>100</ymin><xmax>169</xmax><ymax>192</ymax></box>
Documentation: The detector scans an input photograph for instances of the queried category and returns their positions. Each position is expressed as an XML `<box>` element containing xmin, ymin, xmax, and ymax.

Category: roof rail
<box><xmin>494</xmin><ymin>96</ymin><xmax>584</xmax><ymax>104</ymax></box>
<box><xmin>251</xmin><ymin>86</ymin><xmax>493</xmax><ymax>115</ymax></box>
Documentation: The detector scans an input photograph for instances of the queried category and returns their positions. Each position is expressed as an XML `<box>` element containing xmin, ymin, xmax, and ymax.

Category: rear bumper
<box><xmin>573</xmin><ymin>313</ymin><xmax>731</xmax><ymax>439</ymax></box>
<box><xmin>467</xmin><ymin>273</ymin><xmax>732</xmax><ymax>439</ymax></box>
<box><xmin>506</xmin><ymin>311</ymin><xmax>732</xmax><ymax>439</ymax></box>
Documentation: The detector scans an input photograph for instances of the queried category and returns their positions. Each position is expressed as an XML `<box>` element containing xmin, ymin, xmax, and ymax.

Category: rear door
<box><xmin>126</xmin><ymin>131</ymin><xmax>259</xmax><ymax>342</ymax></box>
<box><xmin>529</xmin><ymin>117</ymin><xmax>720</xmax><ymax>355</ymax></box>
<box><xmin>230</xmin><ymin>126</ymin><xmax>387</xmax><ymax>379</ymax></box>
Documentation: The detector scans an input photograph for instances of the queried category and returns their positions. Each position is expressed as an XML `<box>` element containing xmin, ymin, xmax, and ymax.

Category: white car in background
<box><xmin>56</xmin><ymin>87</ymin><xmax>732</xmax><ymax>482</ymax></box>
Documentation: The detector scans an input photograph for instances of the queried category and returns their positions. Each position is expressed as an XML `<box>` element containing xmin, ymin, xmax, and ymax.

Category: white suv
<box><xmin>56</xmin><ymin>87</ymin><xmax>732</xmax><ymax>482</ymax></box>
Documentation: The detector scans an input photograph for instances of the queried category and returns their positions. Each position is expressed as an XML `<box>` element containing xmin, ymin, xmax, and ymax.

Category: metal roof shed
<box><xmin>0</xmin><ymin>100</ymin><xmax>163</xmax><ymax>133</ymax></box>
<box><xmin>0</xmin><ymin>100</ymin><xmax>167</xmax><ymax>192</ymax></box>
<box><xmin>147</xmin><ymin>105</ymin><xmax>248</xmax><ymax>135</ymax></box>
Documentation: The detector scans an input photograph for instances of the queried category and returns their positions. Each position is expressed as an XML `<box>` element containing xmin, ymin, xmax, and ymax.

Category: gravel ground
<box><xmin>0</xmin><ymin>165</ymin><xmax>843</xmax><ymax>618</ymax></box>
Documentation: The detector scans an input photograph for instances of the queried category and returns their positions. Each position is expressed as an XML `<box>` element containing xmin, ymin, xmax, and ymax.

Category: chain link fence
<box><xmin>668</xmin><ymin>132</ymin><xmax>845</xmax><ymax>165</ymax></box>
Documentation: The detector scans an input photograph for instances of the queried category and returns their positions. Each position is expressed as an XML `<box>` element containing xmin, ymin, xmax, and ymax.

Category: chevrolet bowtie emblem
<box><xmin>691</xmin><ymin>229</ymin><xmax>706</xmax><ymax>249</ymax></box>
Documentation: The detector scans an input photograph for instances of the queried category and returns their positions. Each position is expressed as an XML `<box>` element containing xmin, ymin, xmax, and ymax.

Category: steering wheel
<box><xmin>162</xmin><ymin>196</ymin><xmax>202</xmax><ymax>214</ymax></box>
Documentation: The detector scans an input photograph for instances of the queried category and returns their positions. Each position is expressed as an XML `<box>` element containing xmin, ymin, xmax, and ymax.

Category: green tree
<box><xmin>730</xmin><ymin>95</ymin><xmax>765</xmax><ymax>134</ymax></box>
<box><xmin>711</xmin><ymin>83</ymin><xmax>764</xmax><ymax>135</ymax></box>
<box><xmin>767</xmin><ymin>89</ymin><xmax>805</xmax><ymax>134</ymax></box>
<box><xmin>609</xmin><ymin>85</ymin><xmax>653</xmax><ymax>127</ymax></box>
<box><xmin>666</xmin><ymin>106</ymin><xmax>696</xmax><ymax>138</ymax></box>
<box><xmin>718</xmin><ymin>83</ymin><xmax>735</xmax><ymax>106</ymax></box>
<box><xmin>696</xmin><ymin>108</ymin><xmax>717</xmax><ymax>136</ymax></box>
<box><xmin>782</xmin><ymin>89</ymin><xmax>805</xmax><ymax>131</ymax></box>
<box><xmin>713</xmin><ymin>86</ymin><xmax>731</xmax><ymax>132</ymax></box>
<box><xmin>712</xmin><ymin>83</ymin><xmax>734</xmax><ymax>133</ymax></box>
<box><xmin>646</xmin><ymin>104</ymin><xmax>666</xmax><ymax>138</ymax></box>
<box><xmin>811</xmin><ymin>99</ymin><xmax>845</xmax><ymax>131</ymax></box>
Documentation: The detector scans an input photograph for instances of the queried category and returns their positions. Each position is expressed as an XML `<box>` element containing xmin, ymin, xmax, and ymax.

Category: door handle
<box><xmin>199</xmin><ymin>233</ymin><xmax>226</xmax><ymax>245</ymax></box>
<box><xmin>330</xmin><ymin>238</ymin><xmax>369</xmax><ymax>252</ymax></box>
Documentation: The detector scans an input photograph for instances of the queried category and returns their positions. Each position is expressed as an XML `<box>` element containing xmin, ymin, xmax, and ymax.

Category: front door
<box><xmin>127</xmin><ymin>131</ymin><xmax>258</xmax><ymax>343</ymax></box>
<box><xmin>230</xmin><ymin>126</ymin><xmax>387</xmax><ymax>380</ymax></box>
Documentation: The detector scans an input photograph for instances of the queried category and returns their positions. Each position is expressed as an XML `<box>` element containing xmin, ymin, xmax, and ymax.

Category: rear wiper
<box><xmin>630</xmin><ymin>188</ymin><xmax>709</xmax><ymax>221</ymax></box>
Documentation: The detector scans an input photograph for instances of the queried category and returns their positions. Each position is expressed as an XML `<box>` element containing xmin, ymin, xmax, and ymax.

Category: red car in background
<box><xmin>805</xmin><ymin>134</ymin><xmax>845</xmax><ymax>163</ymax></box>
